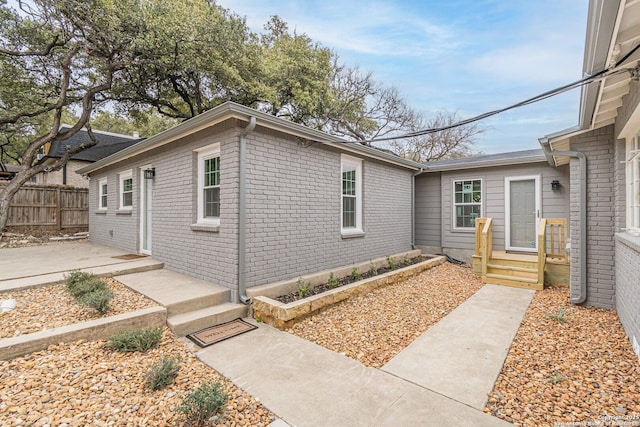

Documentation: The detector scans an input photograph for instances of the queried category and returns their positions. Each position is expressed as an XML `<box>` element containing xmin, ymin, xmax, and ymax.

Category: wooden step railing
<box><xmin>544</xmin><ymin>218</ymin><xmax>568</xmax><ymax>262</ymax></box>
<box><xmin>537</xmin><ymin>219</ymin><xmax>547</xmax><ymax>285</ymax></box>
<box><xmin>477</xmin><ymin>217</ymin><xmax>493</xmax><ymax>277</ymax></box>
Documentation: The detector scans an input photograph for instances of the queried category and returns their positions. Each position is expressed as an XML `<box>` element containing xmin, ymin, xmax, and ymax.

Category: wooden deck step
<box><xmin>485</xmin><ymin>273</ymin><xmax>538</xmax><ymax>284</ymax></box>
<box><xmin>486</xmin><ymin>263</ymin><xmax>537</xmax><ymax>273</ymax></box>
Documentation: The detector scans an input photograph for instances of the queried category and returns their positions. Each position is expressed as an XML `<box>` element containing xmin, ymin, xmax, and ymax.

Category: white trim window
<box><xmin>98</xmin><ymin>178</ymin><xmax>108</xmax><ymax>210</ymax></box>
<box><xmin>453</xmin><ymin>179</ymin><xmax>482</xmax><ymax>229</ymax></box>
<box><xmin>341</xmin><ymin>155</ymin><xmax>363</xmax><ymax>233</ymax></box>
<box><xmin>196</xmin><ymin>144</ymin><xmax>221</xmax><ymax>225</ymax></box>
<box><xmin>626</xmin><ymin>135</ymin><xmax>640</xmax><ymax>234</ymax></box>
<box><xmin>119</xmin><ymin>171</ymin><xmax>133</xmax><ymax>210</ymax></box>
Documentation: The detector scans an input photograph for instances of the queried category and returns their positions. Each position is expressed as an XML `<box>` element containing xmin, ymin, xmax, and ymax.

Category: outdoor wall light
<box><xmin>551</xmin><ymin>180</ymin><xmax>561</xmax><ymax>191</ymax></box>
<box><xmin>144</xmin><ymin>168</ymin><xmax>155</xmax><ymax>180</ymax></box>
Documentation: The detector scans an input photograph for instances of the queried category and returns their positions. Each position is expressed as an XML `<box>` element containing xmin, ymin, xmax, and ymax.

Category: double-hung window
<box><xmin>119</xmin><ymin>171</ymin><xmax>133</xmax><ymax>210</ymax></box>
<box><xmin>341</xmin><ymin>155</ymin><xmax>362</xmax><ymax>234</ymax></box>
<box><xmin>627</xmin><ymin>135</ymin><xmax>640</xmax><ymax>234</ymax></box>
<box><xmin>196</xmin><ymin>144</ymin><xmax>221</xmax><ymax>225</ymax></box>
<box><xmin>453</xmin><ymin>179</ymin><xmax>482</xmax><ymax>229</ymax></box>
<box><xmin>98</xmin><ymin>178</ymin><xmax>108</xmax><ymax>210</ymax></box>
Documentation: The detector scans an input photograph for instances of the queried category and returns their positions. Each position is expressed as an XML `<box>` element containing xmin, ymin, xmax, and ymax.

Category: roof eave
<box><xmin>423</xmin><ymin>154</ymin><xmax>547</xmax><ymax>172</ymax></box>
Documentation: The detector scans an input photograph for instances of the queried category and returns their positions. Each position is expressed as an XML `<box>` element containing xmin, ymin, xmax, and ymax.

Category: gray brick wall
<box><xmin>89</xmin><ymin>121</ymin><xmax>240</xmax><ymax>295</ymax></box>
<box><xmin>568</xmin><ymin>126</ymin><xmax>616</xmax><ymax>308</ymax></box>
<box><xmin>615</xmin><ymin>235</ymin><xmax>640</xmax><ymax>363</ymax></box>
<box><xmin>88</xmin><ymin>119</ymin><xmax>413</xmax><ymax>298</ymax></box>
<box><xmin>243</xmin><ymin>127</ymin><xmax>413</xmax><ymax>287</ymax></box>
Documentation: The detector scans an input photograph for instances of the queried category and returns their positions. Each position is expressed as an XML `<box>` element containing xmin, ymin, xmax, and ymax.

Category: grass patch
<box><xmin>106</xmin><ymin>327</ymin><xmax>163</xmax><ymax>352</ymax></box>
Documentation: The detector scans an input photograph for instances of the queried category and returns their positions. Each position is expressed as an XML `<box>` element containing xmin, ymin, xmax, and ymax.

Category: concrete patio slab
<box><xmin>197</xmin><ymin>320</ymin><xmax>510</xmax><ymax>427</ymax></box>
<box><xmin>0</xmin><ymin>242</ymin><xmax>153</xmax><ymax>281</ymax></box>
<box><xmin>382</xmin><ymin>283</ymin><xmax>534</xmax><ymax>409</ymax></box>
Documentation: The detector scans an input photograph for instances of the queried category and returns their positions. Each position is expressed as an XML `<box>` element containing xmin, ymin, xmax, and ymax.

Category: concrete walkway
<box><xmin>382</xmin><ymin>284</ymin><xmax>535</xmax><ymax>409</ymax></box>
<box><xmin>197</xmin><ymin>284</ymin><xmax>533</xmax><ymax>426</ymax></box>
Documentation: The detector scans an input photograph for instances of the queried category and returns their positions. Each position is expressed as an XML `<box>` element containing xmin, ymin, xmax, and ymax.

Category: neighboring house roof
<box><xmin>0</xmin><ymin>163</ymin><xmax>19</xmax><ymax>180</ymax></box>
<box><xmin>42</xmin><ymin>126</ymin><xmax>141</xmax><ymax>164</ymax></box>
<box><xmin>77</xmin><ymin>102</ymin><xmax>424</xmax><ymax>175</ymax></box>
<box><xmin>540</xmin><ymin>0</ymin><xmax>640</xmax><ymax>165</ymax></box>
<box><xmin>422</xmin><ymin>149</ymin><xmax>546</xmax><ymax>172</ymax></box>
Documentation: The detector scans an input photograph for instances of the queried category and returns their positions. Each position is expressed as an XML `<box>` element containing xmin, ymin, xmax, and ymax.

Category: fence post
<box><xmin>56</xmin><ymin>187</ymin><xmax>62</xmax><ymax>231</ymax></box>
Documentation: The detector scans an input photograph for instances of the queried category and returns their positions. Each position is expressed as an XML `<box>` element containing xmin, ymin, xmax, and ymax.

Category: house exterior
<box><xmin>77</xmin><ymin>102</ymin><xmax>422</xmax><ymax>302</ymax></box>
<box><xmin>35</xmin><ymin>126</ymin><xmax>140</xmax><ymax>187</ymax></box>
<box><xmin>539</xmin><ymin>0</ymin><xmax>640</xmax><ymax>360</ymax></box>
<box><xmin>415</xmin><ymin>149</ymin><xmax>570</xmax><ymax>263</ymax></box>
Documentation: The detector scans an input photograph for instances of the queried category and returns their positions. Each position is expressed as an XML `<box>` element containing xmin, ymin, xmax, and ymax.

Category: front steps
<box><xmin>474</xmin><ymin>253</ymin><xmax>544</xmax><ymax>290</ymax></box>
<box><xmin>115</xmin><ymin>269</ymin><xmax>248</xmax><ymax>336</ymax></box>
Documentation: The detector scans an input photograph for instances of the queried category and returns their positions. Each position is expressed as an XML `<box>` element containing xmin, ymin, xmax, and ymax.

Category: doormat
<box><xmin>187</xmin><ymin>319</ymin><xmax>258</xmax><ymax>348</ymax></box>
<box><xmin>112</xmin><ymin>254</ymin><xmax>148</xmax><ymax>260</ymax></box>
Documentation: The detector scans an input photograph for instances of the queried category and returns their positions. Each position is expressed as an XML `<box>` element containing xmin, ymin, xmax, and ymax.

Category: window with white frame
<box><xmin>119</xmin><ymin>171</ymin><xmax>133</xmax><ymax>210</ymax></box>
<box><xmin>341</xmin><ymin>155</ymin><xmax>362</xmax><ymax>233</ymax></box>
<box><xmin>453</xmin><ymin>179</ymin><xmax>482</xmax><ymax>229</ymax></box>
<box><xmin>196</xmin><ymin>144</ymin><xmax>221</xmax><ymax>224</ymax></box>
<box><xmin>627</xmin><ymin>135</ymin><xmax>640</xmax><ymax>233</ymax></box>
<box><xmin>98</xmin><ymin>178</ymin><xmax>108</xmax><ymax>210</ymax></box>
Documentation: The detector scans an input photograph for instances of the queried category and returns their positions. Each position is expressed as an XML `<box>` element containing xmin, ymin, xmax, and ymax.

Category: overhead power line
<box><xmin>358</xmin><ymin>43</ymin><xmax>640</xmax><ymax>145</ymax></box>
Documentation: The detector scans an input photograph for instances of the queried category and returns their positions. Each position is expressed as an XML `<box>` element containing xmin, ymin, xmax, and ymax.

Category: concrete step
<box><xmin>0</xmin><ymin>258</ymin><xmax>164</xmax><ymax>292</ymax></box>
<box><xmin>115</xmin><ymin>269</ymin><xmax>231</xmax><ymax>316</ymax></box>
<box><xmin>168</xmin><ymin>303</ymin><xmax>249</xmax><ymax>336</ymax></box>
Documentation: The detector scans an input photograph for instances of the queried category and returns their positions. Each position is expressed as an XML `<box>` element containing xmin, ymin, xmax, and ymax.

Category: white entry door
<box><xmin>505</xmin><ymin>176</ymin><xmax>541</xmax><ymax>252</ymax></box>
<box><xmin>139</xmin><ymin>165</ymin><xmax>153</xmax><ymax>255</ymax></box>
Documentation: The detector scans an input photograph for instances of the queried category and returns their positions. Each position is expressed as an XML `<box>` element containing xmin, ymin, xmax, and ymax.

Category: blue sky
<box><xmin>219</xmin><ymin>0</ymin><xmax>589</xmax><ymax>154</ymax></box>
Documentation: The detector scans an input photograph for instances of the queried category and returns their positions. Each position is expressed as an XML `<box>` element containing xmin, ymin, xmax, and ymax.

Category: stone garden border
<box><xmin>252</xmin><ymin>254</ymin><xmax>446</xmax><ymax>329</ymax></box>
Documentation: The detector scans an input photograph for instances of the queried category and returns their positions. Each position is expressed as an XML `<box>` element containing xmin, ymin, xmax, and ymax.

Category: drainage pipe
<box><xmin>411</xmin><ymin>167</ymin><xmax>425</xmax><ymax>250</ymax></box>
<box><xmin>238</xmin><ymin>116</ymin><xmax>256</xmax><ymax>304</ymax></box>
<box><xmin>540</xmin><ymin>142</ymin><xmax>588</xmax><ymax>304</ymax></box>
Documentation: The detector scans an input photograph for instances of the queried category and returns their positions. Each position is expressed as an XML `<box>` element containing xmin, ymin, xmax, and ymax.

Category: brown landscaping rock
<box><xmin>484</xmin><ymin>287</ymin><xmax>640</xmax><ymax>426</ymax></box>
<box><xmin>0</xmin><ymin>328</ymin><xmax>275</xmax><ymax>426</ymax></box>
<box><xmin>288</xmin><ymin>262</ymin><xmax>483</xmax><ymax>368</ymax></box>
<box><xmin>0</xmin><ymin>278</ymin><xmax>157</xmax><ymax>339</ymax></box>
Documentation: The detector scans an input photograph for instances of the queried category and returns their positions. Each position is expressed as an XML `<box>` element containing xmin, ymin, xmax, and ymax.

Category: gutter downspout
<box><xmin>238</xmin><ymin>116</ymin><xmax>256</xmax><ymax>304</ymax></box>
<box><xmin>540</xmin><ymin>140</ymin><xmax>588</xmax><ymax>304</ymax></box>
<box><xmin>411</xmin><ymin>167</ymin><xmax>425</xmax><ymax>250</ymax></box>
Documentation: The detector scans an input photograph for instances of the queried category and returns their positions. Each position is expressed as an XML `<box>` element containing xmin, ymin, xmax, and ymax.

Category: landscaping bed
<box><xmin>0</xmin><ymin>327</ymin><xmax>275</xmax><ymax>426</ymax></box>
<box><xmin>276</xmin><ymin>255</ymin><xmax>434</xmax><ymax>303</ymax></box>
<box><xmin>0</xmin><ymin>278</ymin><xmax>156</xmax><ymax>339</ymax></box>
<box><xmin>288</xmin><ymin>262</ymin><xmax>483</xmax><ymax>368</ymax></box>
<box><xmin>484</xmin><ymin>287</ymin><xmax>640</xmax><ymax>426</ymax></box>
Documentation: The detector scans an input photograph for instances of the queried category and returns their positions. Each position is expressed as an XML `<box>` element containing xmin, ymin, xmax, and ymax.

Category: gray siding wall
<box><xmin>89</xmin><ymin>121</ymin><xmax>241</xmax><ymax>295</ymax></box>
<box><xmin>415</xmin><ymin>173</ymin><xmax>442</xmax><ymax>251</ymax></box>
<box><xmin>243</xmin><ymin>128</ymin><xmax>413</xmax><ymax>287</ymax></box>
<box><xmin>568</xmin><ymin>126</ymin><xmax>616</xmax><ymax>308</ymax></box>
<box><xmin>416</xmin><ymin>162</ymin><xmax>569</xmax><ymax>261</ymax></box>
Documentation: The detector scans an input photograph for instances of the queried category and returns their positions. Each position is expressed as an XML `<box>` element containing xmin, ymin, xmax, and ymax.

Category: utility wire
<box><xmin>357</xmin><ymin>43</ymin><xmax>640</xmax><ymax>145</ymax></box>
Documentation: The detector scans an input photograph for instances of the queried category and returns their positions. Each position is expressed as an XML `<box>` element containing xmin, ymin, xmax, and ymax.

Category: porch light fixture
<box><xmin>143</xmin><ymin>168</ymin><xmax>155</xmax><ymax>180</ymax></box>
<box><xmin>551</xmin><ymin>180</ymin><xmax>560</xmax><ymax>191</ymax></box>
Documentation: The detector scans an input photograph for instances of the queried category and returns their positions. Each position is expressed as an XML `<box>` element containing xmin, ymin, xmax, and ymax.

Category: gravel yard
<box><xmin>484</xmin><ymin>287</ymin><xmax>640</xmax><ymax>426</ymax></box>
<box><xmin>288</xmin><ymin>262</ymin><xmax>483</xmax><ymax>368</ymax></box>
<box><xmin>0</xmin><ymin>278</ymin><xmax>157</xmax><ymax>339</ymax></box>
<box><xmin>0</xmin><ymin>328</ymin><xmax>275</xmax><ymax>426</ymax></box>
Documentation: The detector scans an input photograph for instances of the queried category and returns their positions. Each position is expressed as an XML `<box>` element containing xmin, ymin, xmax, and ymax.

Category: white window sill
<box><xmin>116</xmin><ymin>209</ymin><xmax>132</xmax><ymax>215</ymax></box>
<box><xmin>191</xmin><ymin>223</ymin><xmax>220</xmax><ymax>233</ymax></box>
<box><xmin>341</xmin><ymin>230</ymin><xmax>365</xmax><ymax>239</ymax></box>
<box><xmin>616</xmin><ymin>232</ymin><xmax>640</xmax><ymax>253</ymax></box>
<box><xmin>95</xmin><ymin>210</ymin><xmax>107</xmax><ymax>215</ymax></box>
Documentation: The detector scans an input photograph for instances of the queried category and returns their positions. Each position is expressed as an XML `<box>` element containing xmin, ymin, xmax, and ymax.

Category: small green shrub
<box><xmin>386</xmin><ymin>256</ymin><xmax>396</xmax><ymax>269</ymax></box>
<box><xmin>297</xmin><ymin>278</ymin><xmax>311</xmax><ymax>297</ymax></box>
<box><xmin>65</xmin><ymin>271</ymin><xmax>107</xmax><ymax>299</ymax></box>
<box><xmin>146</xmin><ymin>357</ymin><xmax>181</xmax><ymax>391</ymax></box>
<box><xmin>175</xmin><ymin>381</ymin><xmax>228</xmax><ymax>426</ymax></box>
<box><xmin>368</xmin><ymin>262</ymin><xmax>378</xmax><ymax>276</ymax></box>
<box><xmin>545</xmin><ymin>307</ymin><xmax>570</xmax><ymax>324</ymax></box>
<box><xmin>106</xmin><ymin>327</ymin><xmax>163</xmax><ymax>352</ymax></box>
<box><xmin>351</xmin><ymin>267</ymin><xmax>362</xmax><ymax>281</ymax></box>
<box><xmin>78</xmin><ymin>288</ymin><xmax>113</xmax><ymax>314</ymax></box>
<box><xmin>402</xmin><ymin>256</ymin><xmax>410</xmax><ymax>265</ymax></box>
<box><xmin>551</xmin><ymin>373</ymin><xmax>565</xmax><ymax>385</ymax></box>
<box><xmin>327</xmin><ymin>272</ymin><xmax>339</xmax><ymax>288</ymax></box>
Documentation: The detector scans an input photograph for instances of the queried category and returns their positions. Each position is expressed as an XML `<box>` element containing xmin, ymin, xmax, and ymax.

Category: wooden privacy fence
<box><xmin>1</xmin><ymin>184</ymin><xmax>88</xmax><ymax>230</ymax></box>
